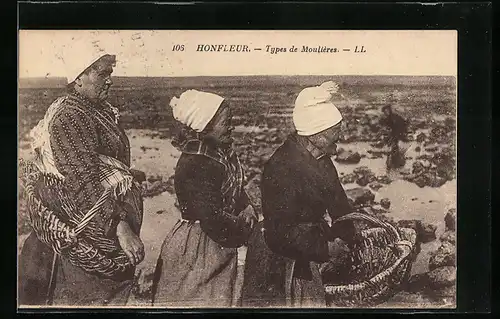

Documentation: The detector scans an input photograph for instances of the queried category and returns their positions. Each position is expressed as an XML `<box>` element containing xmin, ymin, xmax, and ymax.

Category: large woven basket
<box><xmin>18</xmin><ymin>159</ymin><xmax>134</xmax><ymax>280</ymax></box>
<box><xmin>324</xmin><ymin>212</ymin><xmax>418</xmax><ymax>307</ymax></box>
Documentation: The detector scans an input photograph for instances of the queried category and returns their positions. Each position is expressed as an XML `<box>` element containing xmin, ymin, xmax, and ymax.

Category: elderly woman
<box><xmin>19</xmin><ymin>52</ymin><xmax>145</xmax><ymax>306</ymax></box>
<box><xmin>151</xmin><ymin>90</ymin><xmax>257</xmax><ymax>308</ymax></box>
<box><xmin>241</xmin><ymin>82</ymin><xmax>356</xmax><ymax>308</ymax></box>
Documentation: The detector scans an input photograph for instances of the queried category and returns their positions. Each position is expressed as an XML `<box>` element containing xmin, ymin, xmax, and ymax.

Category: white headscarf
<box><xmin>293</xmin><ymin>81</ymin><xmax>343</xmax><ymax>136</ymax></box>
<box><xmin>65</xmin><ymin>53</ymin><xmax>106</xmax><ymax>84</ymax></box>
<box><xmin>57</xmin><ymin>36</ymin><xmax>113</xmax><ymax>84</ymax></box>
<box><xmin>170</xmin><ymin>90</ymin><xmax>225</xmax><ymax>133</ymax></box>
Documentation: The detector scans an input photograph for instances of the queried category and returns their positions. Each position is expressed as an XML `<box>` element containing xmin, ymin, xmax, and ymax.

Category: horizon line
<box><xmin>19</xmin><ymin>74</ymin><xmax>457</xmax><ymax>79</ymax></box>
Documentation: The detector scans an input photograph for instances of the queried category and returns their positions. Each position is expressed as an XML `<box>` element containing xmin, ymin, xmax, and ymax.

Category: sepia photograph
<box><xmin>18</xmin><ymin>30</ymin><xmax>457</xmax><ymax>309</ymax></box>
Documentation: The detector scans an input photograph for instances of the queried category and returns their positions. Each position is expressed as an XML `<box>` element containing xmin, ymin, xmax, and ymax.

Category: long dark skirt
<box><xmin>289</xmin><ymin>262</ymin><xmax>326</xmax><ymax>308</ymax></box>
<box><xmin>19</xmin><ymin>232</ymin><xmax>134</xmax><ymax>307</ymax></box>
<box><xmin>152</xmin><ymin>220</ymin><xmax>238</xmax><ymax>308</ymax></box>
<box><xmin>241</xmin><ymin>224</ymin><xmax>326</xmax><ymax>308</ymax></box>
<box><xmin>18</xmin><ymin>232</ymin><xmax>54</xmax><ymax>306</ymax></box>
<box><xmin>52</xmin><ymin>257</ymin><xmax>134</xmax><ymax>307</ymax></box>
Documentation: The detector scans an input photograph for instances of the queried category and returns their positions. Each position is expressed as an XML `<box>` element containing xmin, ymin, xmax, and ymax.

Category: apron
<box><xmin>152</xmin><ymin>220</ymin><xmax>238</xmax><ymax>308</ymax></box>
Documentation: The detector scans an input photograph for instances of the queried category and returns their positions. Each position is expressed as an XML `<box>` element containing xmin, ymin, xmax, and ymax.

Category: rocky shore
<box><xmin>404</xmin><ymin>208</ymin><xmax>456</xmax><ymax>304</ymax></box>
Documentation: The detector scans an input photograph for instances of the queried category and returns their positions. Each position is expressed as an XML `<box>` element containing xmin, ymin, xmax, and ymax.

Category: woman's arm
<box><xmin>175</xmin><ymin>154</ymin><xmax>248</xmax><ymax>247</ymax></box>
<box><xmin>324</xmin><ymin>159</ymin><xmax>357</xmax><ymax>243</ymax></box>
<box><xmin>261</xmin><ymin>165</ymin><xmax>330</xmax><ymax>263</ymax></box>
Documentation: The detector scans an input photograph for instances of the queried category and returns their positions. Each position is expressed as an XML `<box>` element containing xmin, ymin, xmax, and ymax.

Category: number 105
<box><xmin>172</xmin><ymin>44</ymin><xmax>185</xmax><ymax>51</ymax></box>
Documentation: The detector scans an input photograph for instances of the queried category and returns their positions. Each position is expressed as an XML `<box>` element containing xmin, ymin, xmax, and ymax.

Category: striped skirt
<box><xmin>152</xmin><ymin>220</ymin><xmax>238</xmax><ymax>308</ymax></box>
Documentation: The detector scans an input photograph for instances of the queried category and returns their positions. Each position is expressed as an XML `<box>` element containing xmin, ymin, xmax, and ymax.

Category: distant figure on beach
<box><xmin>151</xmin><ymin>90</ymin><xmax>257</xmax><ymax>307</ymax></box>
<box><xmin>379</xmin><ymin>104</ymin><xmax>409</xmax><ymax>169</ymax></box>
<box><xmin>241</xmin><ymin>81</ymin><xmax>356</xmax><ymax>308</ymax></box>
<box><xmin>19</xmin><ymin>52</ymin><xmax>145</xmax><ymax>306</ymax></box>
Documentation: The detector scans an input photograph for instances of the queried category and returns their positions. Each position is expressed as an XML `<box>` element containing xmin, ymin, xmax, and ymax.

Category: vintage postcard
<box><xmin>18</xmin><ymin>30</ymin><xmax>457</xmax><ymax>309</ymax></box>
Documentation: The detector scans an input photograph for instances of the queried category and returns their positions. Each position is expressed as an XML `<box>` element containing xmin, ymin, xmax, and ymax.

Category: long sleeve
<box><xmin>233</xmin><ymin>189</ymin><xmax>251</xmax><ymax>215</ymax></box>
<box><xmin>321</xmin><ymin>158</ymin><xmax>357</xmax><ymax>243</ymax></box>
<box><xmin>49</xmin><ymin>107</ymin><xmax>121</xmax><ymax>236</ymax></box>
<box><xmin>115</xmin><ymin>187</ymin><xmax>143</xmax><ymax>235</ymax></box>
<box><xmin>262</xmin><ymin>165</ymin><xmax>330</xmax><ymax>263</ymax></box>
<box><xmin>174</xmin><ymin>154</ymin><xmax>247</xmax><ymax>247</ymax></box>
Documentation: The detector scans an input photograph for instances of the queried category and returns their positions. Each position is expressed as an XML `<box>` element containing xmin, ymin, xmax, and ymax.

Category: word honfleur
<box><xmin>195</xmin><ymin>44</ymin><xmax>367</xmax><ymax>54</ymax></box>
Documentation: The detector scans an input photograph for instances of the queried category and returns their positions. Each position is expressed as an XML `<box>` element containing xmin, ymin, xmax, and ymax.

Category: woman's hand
<box><xmin>130</xmin><ymin>169</ymin><xmax>146</xmax><ymax>183</ymax></box>
<box><xmin>237</xmin><ymin>205</ymin><xmax>258</xmax><ymax>243</ymax></box>
<box><xmin>328</xmin><ymin>238</ymin><xmax>351</xmax><ymax>259</ymax></box>
<box><xmin>238</xmin><ymin>205</ymin><xmax>257</xmax><ymax>230</ymax></box>
<box><xmin>116</xmin><ymin>220</ymin><xmax>145</xmax><ymax>265</ymax></box>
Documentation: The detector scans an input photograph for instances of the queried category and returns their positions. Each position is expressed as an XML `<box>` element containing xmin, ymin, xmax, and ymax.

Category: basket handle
<box><xmin>73</xmin><ymin>188</ymin><xmax>113</xmax><ymax>235</ymax></box>
<box><xmin>333</xmin><ymin>212</ymin><xmax>401</xmax><ymax>241</ymax></box>
<box><xmin>20</xmin><ymin>158</ymin><xmax>113</xmax><ymax>237</ymax></box>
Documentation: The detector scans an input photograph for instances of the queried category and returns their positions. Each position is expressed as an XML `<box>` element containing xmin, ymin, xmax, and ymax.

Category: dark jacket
<box><xmin>174</xmin><ymin>151</ymin><xmax>251</xmax><ymax>248</ymax></box>
<box><xmin>262</xmin><ymin>134</ymin><xmax>355</xmax><ymax>265</ymax></box>
<box><xmin>241</xmin><ymin>134</ymin><xmax>355</xmax><ymax>307</ymax></box>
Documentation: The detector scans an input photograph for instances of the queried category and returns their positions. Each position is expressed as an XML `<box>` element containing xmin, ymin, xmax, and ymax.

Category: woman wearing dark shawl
<box><xmin>151</xmin><ymin>90</ymin><xmax>257</xmax><ymax>308</ymax></box>
<box><xmin>19</xmin><ymin>53</ymin><xmax>145</xmax><ymax>306</ymax></box>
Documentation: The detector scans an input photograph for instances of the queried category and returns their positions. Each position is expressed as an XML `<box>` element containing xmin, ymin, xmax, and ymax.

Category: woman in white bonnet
<box><xmin>19</xmin><ymin>51</ymin><xmax>145</xmax><ymax>306</ymax></box>
<box><xmin>151</xmin><ymin>90</ymin><xmax>257</xmax><ymax>307</ymax></box>
<box><xmin>241</xmin><ymin>81</ymin><xmax>356</xmax><ymax>308</ymax></box>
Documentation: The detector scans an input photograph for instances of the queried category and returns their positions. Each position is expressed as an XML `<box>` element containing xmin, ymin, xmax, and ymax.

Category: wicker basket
<box><xmin>324</xmin><ymin>212</ymin><xmax>419</xmax><ymax>307</ymax></box>
<box><xmin>19</xmin><ymin>159</ymin><xmax>134</xmax><ymax>280</ymax></box>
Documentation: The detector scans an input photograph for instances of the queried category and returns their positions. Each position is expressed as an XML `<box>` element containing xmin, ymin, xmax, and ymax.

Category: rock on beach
<box><xmin>345</xmin><ymin>188</ymin><xmax>375</xmax><ymax>207</ymax></box>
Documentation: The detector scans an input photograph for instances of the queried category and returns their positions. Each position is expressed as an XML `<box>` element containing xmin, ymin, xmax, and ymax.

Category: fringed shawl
<box><xmin>20</xmin><ymin>93</ymin><xmax>142</xmax><ymax>279</ymax></box>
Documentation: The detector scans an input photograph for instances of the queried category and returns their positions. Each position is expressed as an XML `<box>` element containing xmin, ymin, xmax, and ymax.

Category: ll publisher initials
<box><xmin>354</xmin><ymin>45</ymin><xmax>366</xmax><ymax>53</ymax></box>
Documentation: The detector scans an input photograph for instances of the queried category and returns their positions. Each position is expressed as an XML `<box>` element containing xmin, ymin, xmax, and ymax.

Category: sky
<box><xmin>18</xmin><ymin>30</ymin><xmax>457</xmax><ymax>79</ymax></box>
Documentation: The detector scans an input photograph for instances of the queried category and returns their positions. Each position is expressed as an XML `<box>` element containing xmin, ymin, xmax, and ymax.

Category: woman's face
<box><xmin>310</xmin><ymin>121</ymin><xmax>344</xmax><ymax>155</ymax></box>
<box><xmin>206</xmin><ymin>103</ymin><xmax>234</xmax><ymax>145</ymax></box>
<box><xmin>75</xmin><ymin>57</ymin><xmax>114</xmax><ymax>102</ymax></box>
